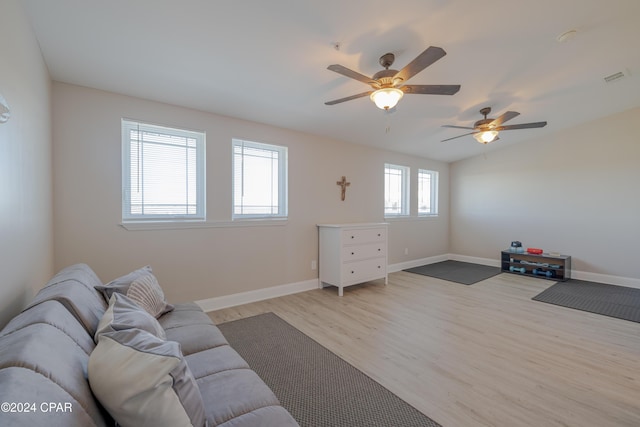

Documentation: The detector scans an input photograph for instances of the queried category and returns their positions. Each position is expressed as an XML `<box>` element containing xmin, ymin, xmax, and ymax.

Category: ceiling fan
<box><xmin>441</xmin><ymin>107</ymin><xmax>547</xmax><ymax>144</ymax></box>
<box><xmin>325</xmin><ymin>46</ymin><xmax>460</xmax><ymax>110</ymax></box>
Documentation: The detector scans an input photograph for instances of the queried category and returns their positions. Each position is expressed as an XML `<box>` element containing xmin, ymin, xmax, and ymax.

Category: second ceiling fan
<box><xmin>442</xmin><ymin>107</ymin><xmax>547</xmax><ymax>144</ymax></box>
<box><xmin>325</xmin><ymin>46</ymin><xmax>461</xmax><ymax>110</ymax></box>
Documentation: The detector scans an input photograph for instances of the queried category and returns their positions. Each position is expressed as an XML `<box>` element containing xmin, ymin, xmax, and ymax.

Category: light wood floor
<box><xmin>208</xmin><ymin>272</ymin><xmax>640</xmax><ymax>427</ymax></box>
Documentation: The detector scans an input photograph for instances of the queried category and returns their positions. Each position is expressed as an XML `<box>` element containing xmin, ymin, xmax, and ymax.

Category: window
<box><xmin>233</xmin><ymin>139</ymin><xmax>287</xmax><ymax>218</ymax></box>
<box><xmin>384</xmin><ymin>163</ymin><xmax>409</xmax><ymax>216</ymax></box>
<box><xmin>418</xmin><ymin>169</ymin><xmax>438</xmax><ymax>215</ymax></box>
<box><xmin>122</xmin><ymin>120</ymin><xmax>205</xmax><ymax>222</ymax></box>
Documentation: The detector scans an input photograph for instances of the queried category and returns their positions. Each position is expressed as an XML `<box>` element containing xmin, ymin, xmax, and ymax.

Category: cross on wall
<box><xmin>336</xmin><ymin>176</ymin><xmax>350</xmax><ymax>201</ymax></box>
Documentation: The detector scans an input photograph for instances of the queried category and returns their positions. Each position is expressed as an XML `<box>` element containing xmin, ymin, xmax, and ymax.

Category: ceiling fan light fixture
<box><xmin>370</xmin><ymin>88</ymin><xmax>404</xmax><ymax>110</ymax></box>
<box><xmin>474</xmin><ymin>130</ymin><xmax>499</xmax><ymax>144</ymax></box>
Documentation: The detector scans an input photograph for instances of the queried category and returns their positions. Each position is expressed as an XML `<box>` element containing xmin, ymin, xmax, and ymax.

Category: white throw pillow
<box><xmin>89</xmin><ymin>327</ymin><xmax>206</xmax><ymax>427</ymax></box>
<box><xmin>96</xmin><ymin>266</ymin><xmax>174</xmax><ymax>318</ymax></box>
<box><xmin>127</xmin><ymin>273</ymin><xmax>173</xmax><ymax>318</ymax></box>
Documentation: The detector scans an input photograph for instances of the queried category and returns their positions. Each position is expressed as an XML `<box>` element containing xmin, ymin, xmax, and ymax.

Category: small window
<box><xmin>384</xmin><ymin>163</ymin><xmax>409</xmax><ymax>216</ymax></box>
<box><xmin>233</xmin><ymin>139</ymin><xmax>287</xmax><ymax>219</ymax></box>
<box><xmin>122</xmin><ymin>120</ymin><xmax>205</xmax><ymax>222</ymax></box>
<box><xmin>418</xmin><ymin>169</ymin><xmax>438</xmax><ymax>215</ymax></box>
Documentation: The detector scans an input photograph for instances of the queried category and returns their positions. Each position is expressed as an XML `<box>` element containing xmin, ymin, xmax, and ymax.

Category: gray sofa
<box><xmin>0</xmin><ymin>263</ymin><xmax>298</xmax><ymax>427</ymax></box>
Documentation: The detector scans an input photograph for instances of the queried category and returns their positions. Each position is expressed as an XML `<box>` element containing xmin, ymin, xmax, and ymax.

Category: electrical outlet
<box><xmin>311</xmin><ymin>260</ymin><xmax>317</xmax><ymax>270</ymax></box>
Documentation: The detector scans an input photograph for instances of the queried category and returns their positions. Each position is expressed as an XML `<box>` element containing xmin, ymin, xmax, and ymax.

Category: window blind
<box><xmin>418</xmin><ymin>169</ymin><xmax>438</xmax><ymax>215</ymax></box>
<box><xmin>384</xmin><ymin>163</ymin><xmax>409</xmax><ymax>216</ymax></box>
<box><xmin>122</xmin><ymin>120</ymin><xmax>205</xmax><ymax>221</ymax></box>
<box><xmin>232</xmin><ymin>139</ymin><xmax>287</xmax><ymax>218</ymax></box>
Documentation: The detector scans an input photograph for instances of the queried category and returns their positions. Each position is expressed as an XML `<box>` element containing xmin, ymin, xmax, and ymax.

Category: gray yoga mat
<box><xmin>532</xmin><ymin>279</ymin><xmax>640</xmax><ymax>323</ymax></box>
<box><xmin>218</xmin><ymin>312</ymin><xmax>441</xmax><ymax>427</ymax></box>
<box><xmin>404</xmin><ymin>260</ymin><xmax>501</xmax><ymax>285</ymax></box>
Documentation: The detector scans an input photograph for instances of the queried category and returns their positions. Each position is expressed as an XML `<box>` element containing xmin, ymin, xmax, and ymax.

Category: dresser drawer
<box><xmin>342</xmin><ymin>228</ymin><xmax>386</xmax><ymax>245</ymax></box>
<box><xmin>341</xmin><ymin>244</ymin><xmax>386</xmax><ymax>261</ymax></box>
<box><xmin>341</xmin><ymin>258</ymin><xmax>386</xmax><ymax>284</ymax></box>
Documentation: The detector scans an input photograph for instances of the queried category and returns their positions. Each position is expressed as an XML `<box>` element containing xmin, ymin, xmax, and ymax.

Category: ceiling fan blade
<box><xmin>496</xmin><ymin>121</ymin><xmax>547</xmax><ymax>131</ymax></box>
<box><xmin>441</xmin><ymin>124</ymin><xmax>475</xmax><ymax>130</ymax></box>
<box><xmin>441</xmin><ymin>131</ymin><xmax>477</xmax><ymax>142</ymax></box>
<box><xmin>324</xmin><ymin>91</ymin><xmax>373</xmax><ymax>106</ymax></box>
<box><xmin>402</xmin><ymin>84</ymin><xmax>460</xmax><ymax>95</ymax></box>
<box><xmin>394</xmin><ymin>46</ymin><xmax>447</xmax><ymax>83</ymax></box>
<box><xmin>489</xmin><ymin>111</ymin><xmax>520</xmax><ymax>127</ymax></box>
<box><xmin>327</xmin><ymin>64</ymin><xmax>375</xmax><ymax>85</ymax></box>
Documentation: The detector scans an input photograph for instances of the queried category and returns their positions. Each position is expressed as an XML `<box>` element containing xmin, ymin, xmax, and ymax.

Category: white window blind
<box><xmin>233</xmin><ymin>139</ymin><xmax>287</xmax><ymax>218</ymax></box>
<box><xmin>122</xmin><ymin>120</ymin><xmax>205</xmax><ymax>222</ymax></box>
<box><xmin>418</xmin><ymin>169</ymin><xmax>438</xmax><ymax>215</ymax></box>
<box><xmin>384</xmin><ymin>163</ymin><xmax>409</xmax><ymax>216</ymax></box>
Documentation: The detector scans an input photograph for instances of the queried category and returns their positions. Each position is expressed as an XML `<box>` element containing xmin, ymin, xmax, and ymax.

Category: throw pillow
<box><xmin>94</xmin><ymin>293</ymin><xmax>166</xmax><ymax>342</ymax></box>
<box><xmin>127</xmin><ymin>273</ymin><xmax>174</xmax><ymax>318</ymax></box>
<box><xmin>89</xmin><ymin>327</ymin><xmax>206</xmax><ymax>427</ymax></box>
<box><xmin>95</xmin><ymin>266</ymin><xmax>174</xmax><ymax>317</ymax></box>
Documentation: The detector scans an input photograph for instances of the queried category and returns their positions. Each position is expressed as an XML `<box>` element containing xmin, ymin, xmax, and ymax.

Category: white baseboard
<box><xmin>447</xmin><ymin>253</ymin><xmax>500</xmax><ymax>267</ymax></box>
<box><xmin>389</xmin><ymin>253</ymin><xmax>498</xmax><ymax>272</ymax></box>
<box><xmin>197</xmin><ymin>254</ymin><xmax>640</xmax><ymax>313</ymax></box>
<box><xmin>196</xmin><ymin>278</ymin><xmax>319</xmax><ymax>313</ymax></box>
<box><xmin>571</xmin><ymin>270</ymin><xmax>640</xmax><ymax>289</ymax></box>
<box><xmin>388</xmin><ymin>254</ymin><xmax>448</xmax><ymax>273</ymax></box>
<box><xmin>396</xmin><ymin>253</ymin><xmax>640</xmax><ymax>289</ymax></box>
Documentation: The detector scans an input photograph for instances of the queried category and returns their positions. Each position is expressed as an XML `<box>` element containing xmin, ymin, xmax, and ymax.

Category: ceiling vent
<box><xmin>604</xmin><ymin>70</ymin><xmax>628</xmax><ymax>83</ymax></box>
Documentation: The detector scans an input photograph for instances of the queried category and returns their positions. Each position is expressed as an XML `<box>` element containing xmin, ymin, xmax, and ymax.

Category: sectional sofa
<box><xmin>0</xmin><ymin>263</ymin><xmax>298</xmax><ymax>426</ymax></box>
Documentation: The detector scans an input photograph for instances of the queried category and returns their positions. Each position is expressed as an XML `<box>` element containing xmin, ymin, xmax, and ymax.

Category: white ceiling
<box><xmin>22</xmin><ymin>0</ymin><xmax>640</xmax><ymax>162</ymax></box>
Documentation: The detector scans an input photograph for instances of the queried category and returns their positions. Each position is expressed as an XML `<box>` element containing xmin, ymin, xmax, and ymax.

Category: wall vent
<box><xmin>604</xmin><ymin>71</ymin><xmax>627</xmax><ymax>83</ymax></box>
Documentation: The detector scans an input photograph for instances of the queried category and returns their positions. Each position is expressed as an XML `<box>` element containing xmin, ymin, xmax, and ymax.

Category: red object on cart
<box><xmin>527</xmin><ymin>248</ymin><xmax>543</xmax><ymax>254</ymax></box>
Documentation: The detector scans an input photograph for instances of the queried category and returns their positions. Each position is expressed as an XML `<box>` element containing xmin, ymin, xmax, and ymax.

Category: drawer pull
<box><xmin>377</xmin><ymin>248</ymin><xmax>381</xmax><ymax>252</ymax></box>
<box><xmin>351</xmin><ymin>270</ymin><xmax>354</xmax><ymax>274</ymax></box>
<box><xmin>378</xmin><ymin>233</ymin><xmax>381</xmax><ymax>237</ymax></box>
<box><xmin>351</xmin><ymin>252</ymin><xmax>355</xmax><ymax>255</ymax></box>
<box><xmin>351</xmin><ymin>235</ymin><xmax>355</xmax><ymax>239</ymax></box>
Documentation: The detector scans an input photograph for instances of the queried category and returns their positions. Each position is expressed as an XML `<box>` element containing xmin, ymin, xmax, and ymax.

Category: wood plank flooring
<box><xmin>208</xmin><ymin>272</ymin><xmax>640</xmax><ymax>427</ymax></box>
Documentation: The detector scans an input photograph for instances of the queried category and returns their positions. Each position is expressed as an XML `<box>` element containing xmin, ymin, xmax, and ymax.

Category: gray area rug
<box><xmin>217</xmin><ymin>312</ymin><xmax>441</xmax><ymax>427</ymax></box>
<box><xmin>404</xmin><ymin>260</ymin><xmax>501</xmax><ymax>285</ymax></box>
<box><xmin>532</xmin><ymin>279</ymin><xmax>640</xmax><ymax>323</ymax></box>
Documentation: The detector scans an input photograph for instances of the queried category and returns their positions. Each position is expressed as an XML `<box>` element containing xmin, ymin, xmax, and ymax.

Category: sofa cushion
<box><xmin>158</xmin><ymin>304</ymin><xmax>214</xmax><ymax>329</ymax></box>
<box><xmin>44</xmin><ymin>263</ymin><xmax>104</xmax><ymax>293</ymax></box>
<box><xmin>185</xmin><ymin>345</ymin><xmax>249</xmax><ymax>380</ymax></box>
<box><xmin>0</xmin><ymin>300</ymin><xmax>96</xmax><ymax>356</ymax></box>
<box><xmin>0</xmin><ymin>324</ymin><xmax>111</xmax><ymax>426</ymax></box>
<box><xmin>89</xmin><ymin>328</ymin><xmax>206</xmax><ymax>427</ymax></box>
<box><xmin>165</xmin><ymin>323</ymin><xmax>228</xmax><ymax>356</ymax></box>
<box><xmin>217</xmin><ymin>406</ymin><xmax>300</xmax><ymax>427</ymax></box>
<box><xmin>171</xmin><ymin>302</ymin><xmax>206</xmax><ymax>312</ymax></box>
<box><xmin>94</xmin><ymin>293</ymin><xmax>166</xmax><ymax>341</ymax></box>
<box><xmin>0</xmin><ymin>368</ymin><xmax>110</xmax><ymax>427</ymax></box>
<box><xmin>26</xmin><ymin>281</ymin><xmax>107</xmax><ymax>337</ymax></box>
<box><xmin>95</xmin><ymin>266</ymin><xmax>174</xmax><ymax>316</ymax></box>
<box><xmin>23</xmin><ymin>264</ymin><xmax>107</xmax><ymax>337</ymax></box>
<box><xmin>197</xmin><ymin>369</ymin><xmax>283</xmax><ymax>427</ymax></box>
<box><xmin>159</xmin><ymin>305</ymin><xmax>228</xmax><ymax>356</ymax></box>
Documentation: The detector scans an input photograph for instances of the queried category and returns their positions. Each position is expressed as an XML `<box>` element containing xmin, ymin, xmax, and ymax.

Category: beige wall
<box><xmin>2</xmin><ymin>0</ymin><xmax>636</xmax><ymax>328</ymax></box>
<box><xmin>450</xmin><ymin>107</ymin><xmax>640</xmax><ymax>280</ymax></box>
<box><xmin>52</xmin><ymin>82</ymin><xmax>450</xmax><ymax>303</ymax></box>
<box><xmin>0</xmin><ymin>1</ymin><xmax>53</xmax><ymax>327</ymax></box>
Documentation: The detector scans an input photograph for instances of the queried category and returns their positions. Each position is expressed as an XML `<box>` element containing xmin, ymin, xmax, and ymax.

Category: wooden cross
<box><xmin>336</xmin><ymin>176</ymin><xmax>350</xmax><ymax>201</ymax></box>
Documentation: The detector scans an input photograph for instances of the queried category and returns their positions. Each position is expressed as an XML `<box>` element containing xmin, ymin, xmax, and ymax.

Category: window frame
<box><xmin>384</xmin><ymin>163</ymin><xmax>410</xmax><ymax>217</ymax></box>
<box><xmin>418</xmin><ymin>169</ymin><xmax>438</xmax><ymax>216</ymax></box>
<box><xmin>232</xmin><ymin>138</ymin><xmax>288</xmax><ymax>220</ymax></box>
<box><xmin>121</xmin><ymin>119</ymin><xmax>206</xmax><ymax>223</ymax></box>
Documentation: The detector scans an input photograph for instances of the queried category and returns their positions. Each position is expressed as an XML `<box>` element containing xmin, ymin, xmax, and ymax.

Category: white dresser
<box><xmin>317</xmin><ymin>223</ymin><xmax>388</xmax><ymax>296</ymax></box>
